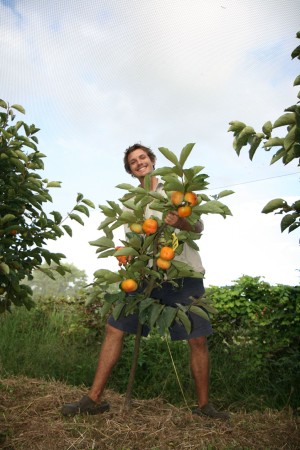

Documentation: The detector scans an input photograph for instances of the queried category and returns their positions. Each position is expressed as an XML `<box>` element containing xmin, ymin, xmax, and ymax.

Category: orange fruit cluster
<box><xmin>171</xmin><ymin>191</ymin><xmax>198</xmax><ymax>218</ymax></box>
<box><xmin>156</xmin><ymin>246</ymin><xmax>175</xmax><ymax>270</ymax></box>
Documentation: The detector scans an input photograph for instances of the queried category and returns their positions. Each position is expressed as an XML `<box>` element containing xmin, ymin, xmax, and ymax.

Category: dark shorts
<box><xmin>107</xmin><ymin>277</ymin><xmax>213</xmax><ymax>341</ymax></box>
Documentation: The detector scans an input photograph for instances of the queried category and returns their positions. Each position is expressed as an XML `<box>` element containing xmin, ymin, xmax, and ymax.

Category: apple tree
<box><xmin>228</xmin><ymin>31</ymin><xmax>300</xmax><ymax>234</ymax></box>
<box><xmin>0</xmin><ymin>100</ymin><xmax>94</xmax><ymax>313</ymax></box>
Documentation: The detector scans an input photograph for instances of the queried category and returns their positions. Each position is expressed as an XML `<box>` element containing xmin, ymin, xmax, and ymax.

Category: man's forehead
<box><xmin>128</xmin><ymin>149</ymin><xmax>147</xmax><ymax>159</ymax></box>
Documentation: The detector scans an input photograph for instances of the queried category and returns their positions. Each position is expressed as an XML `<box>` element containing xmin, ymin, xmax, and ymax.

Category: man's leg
<box><xmin>88</xmin><ymin>323</ymin><xmax>125</xmax><ymax>402</ymax></box>
<box><xmin>188</xmin><ymin>335</ymin><xmax>230</xmax><ymax>419</ymax></box>
<box><xmin>61</xmin><ymin>323</ymin><xmax>125</xmax><ymax>416</ymax></box>
<box><xmin>188</xmin><ymin>336</ymin><xmax>209</xmax><ymax>408</ymax></box>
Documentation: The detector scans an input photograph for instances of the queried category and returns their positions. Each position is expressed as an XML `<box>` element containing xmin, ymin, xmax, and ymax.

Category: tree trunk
<box><xmin>123</xmin><ymin>225</ymin><xmax>165</xmax><ymax>411</ymax></box>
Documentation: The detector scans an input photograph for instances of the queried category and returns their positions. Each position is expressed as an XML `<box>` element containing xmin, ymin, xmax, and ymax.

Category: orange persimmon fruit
<box><xmin>177</xmin><ymin>205</ymin><xmax>192</xmax><ymax>218</ymax></box>
<box><xmin>171</xmin><ymin>191</ymin><xmax>184</xmax><ymax>206</ymax></box>
<box><xmin>142</xmin><ymin>218</ymin><xmax>158</xmax><ymax>235</ymax></box>
<box><xmin>159</xmin><ymin>246</ymin><xmax>175</xmax><ymax>261</ymax></box>
<box><xmin>120</xmin><ymin>279</ymin><xmax>138</xmax><ymax>293</ymax></box>
<box><xmin>156</xmin><ymin>258</ymin><xmax>171</xmax><ymax>270</ymax></box>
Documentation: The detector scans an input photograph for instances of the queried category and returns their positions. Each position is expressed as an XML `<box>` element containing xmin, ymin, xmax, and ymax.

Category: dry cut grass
<box><xmin>0</xmin><ymin>376</ymin><xmax>299</xmax><ymax>450</ymax></box>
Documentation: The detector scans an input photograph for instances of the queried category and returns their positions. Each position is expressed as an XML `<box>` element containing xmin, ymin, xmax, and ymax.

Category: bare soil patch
<box><xmin>0</xmin><ymin>376</ymin><xmax>299</xmax><ymax>449</ymax></box>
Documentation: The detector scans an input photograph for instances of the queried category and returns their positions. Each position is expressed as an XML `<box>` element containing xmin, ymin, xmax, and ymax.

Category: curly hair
<box><xmin>123</xmin><ymin>143</ymin><xmax>156</xmax><ymax>175</ymax></box>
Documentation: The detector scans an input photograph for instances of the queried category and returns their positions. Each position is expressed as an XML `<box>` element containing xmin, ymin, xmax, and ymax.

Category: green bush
<box><xmin>0</xmin><ymin>276</ymin><xmax>299</xmax><ymax>411</ymax></box>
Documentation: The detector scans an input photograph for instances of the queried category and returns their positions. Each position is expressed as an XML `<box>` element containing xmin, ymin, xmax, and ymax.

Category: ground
<box><xmin>0</xmin><ymin>376</ymin><xmax>299</xmax><ymax>450</ymax></box>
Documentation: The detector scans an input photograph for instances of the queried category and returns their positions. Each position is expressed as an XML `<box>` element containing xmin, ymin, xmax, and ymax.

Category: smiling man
<box><xmin>61</xmin><ymin>143</ymin><xmax>230</xmax><ymax>420</ymax></box>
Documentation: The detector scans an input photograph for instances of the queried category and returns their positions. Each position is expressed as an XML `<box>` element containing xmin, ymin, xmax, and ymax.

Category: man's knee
<box><xmin>105</xmin><ymin>323</ymin><xmax>125</xmax><ymax>341</ymax></box>
<box><xmin>188</xmin><ymin>336</ymin><xmax>208</xmax><ymax>352</ymax></box>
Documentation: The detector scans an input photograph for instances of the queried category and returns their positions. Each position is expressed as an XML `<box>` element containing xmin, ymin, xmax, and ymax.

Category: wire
<box><xmin>165</xmin><ymin>336</ymin><xmax>190</xmax><ymax>410</ymax></box>
<box><xmin>208</xmin><ymin>171</ymin><xmax>300</xmax><ymax>191</ymax></box>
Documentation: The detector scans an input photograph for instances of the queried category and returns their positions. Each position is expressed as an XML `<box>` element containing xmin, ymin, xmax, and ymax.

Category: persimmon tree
<box><xmin>89</xmin><ymin>143</ymin><xmax>233</xmax><ymax>408</ymax></box>
<box><xmin>228</xmin><ymin>31</ymin><xmax>300</xmax><ymax>234</ymax></box>
<box><xmin>0</xmin><ymin>100</ymin><xmax>94</xmax><ymax>313</ymax></box>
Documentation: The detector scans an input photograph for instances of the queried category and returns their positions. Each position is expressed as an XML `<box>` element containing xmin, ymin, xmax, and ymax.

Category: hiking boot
<box><xmin>61</xmin><ymin>395</ymin><xmax>110</xmax><ymax>417</ymax></box>
<box><xmin>192</xmin><ymin>403</ymin><xmax>230</xmax><ymax>420</ymax></box>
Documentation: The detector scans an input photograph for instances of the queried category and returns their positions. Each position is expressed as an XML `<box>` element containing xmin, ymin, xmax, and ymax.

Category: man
<box><xmin>61</xmin><ymin>143</ymin><xmax>229</xmax><ymax>420</ymax></box>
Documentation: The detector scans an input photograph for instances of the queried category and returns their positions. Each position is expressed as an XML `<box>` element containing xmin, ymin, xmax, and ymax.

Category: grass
<box><xmin>1</xmin><ymin>376</ymin><xmax>299</xmax><ymax>450</ymax></box>
<box><xmin>0</xmin><ymin>304</ymin><xmax>299</xmax><ymax>412</ymax></box>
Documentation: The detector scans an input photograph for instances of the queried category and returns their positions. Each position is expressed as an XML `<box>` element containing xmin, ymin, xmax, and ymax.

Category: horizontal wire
<box><xmin>208</xmin><ymin>171</ymin><xmax>300</xmax><ymax>191</ymax></box>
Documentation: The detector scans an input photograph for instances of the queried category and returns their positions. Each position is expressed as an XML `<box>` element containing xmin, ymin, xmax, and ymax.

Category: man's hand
<box><xmin>164</xmin><ymin>211</ymin><xmax>181</xmax><ymax>227</ymax></box>
<box><xmin>164</xmin><ymin>210</ymin><xmax>204</xmax><ymax>233</ymax></box>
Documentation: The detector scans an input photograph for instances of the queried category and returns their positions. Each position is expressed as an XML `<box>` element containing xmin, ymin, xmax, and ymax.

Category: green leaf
<box><xmin>94</xmin><ymin>269</ymin><xmax>122</xmax><ymax>284</ymax></box>
<box><xmin>49</xmin><ymin>210</ymin><xmax>62</xmax><ymax>224</ymax></box>
<box><xmin>291</xmin><ymin>44</ymin><xmax>300</xmax><ymax>60</ymax></box>
<box><xmin>69</xmin><ymin>213</ymin><xmax>84</xmax><ymax>225</ymax></box>
<box><xmin>189</xmin><ymin>305</ymin><xmax>210</xmax><ymax>321</ymax></box>
<box><xmin>150</xmin><ymin>303</ymin><xmax>164</xmax><ymax>328</ymax></box>
<box><xmin>144</xmin><ymin>174</ymin><xmax>151</xmax><ymax>192</ymax></box>
<box><xmin>97</xmin><ymin>249</ymin><xmax>116</xmax><ymax>258</ymax></box>
<box><xmin>283</xmin><ymin>125</ymin><xmax>296</xmax><ymax>151</ymax></box>
<box><xmin>261</xmin><ymin>198</ymin><xmax>288</xmax><ymax>214</ymax></box>
<box><xmin>116</xmin><ymin>183</ymin><xmax>136</xmax><ymax>190</ymax></box>
<box><xmin>228</xmin><ymin>121</ymin><xmax>246</xmax><ymax>134</ymax></box>
<box><xmin>62</xmin><ymin>224</ymin><xmax>72</xmax><ymax>237</ymax></box>
<box><xmin>119</xmin><ymin>211</ymin><xmax>139</xmax><ymax>223</ymax></box>
<box><xmin>262</xmin><ymin>121</ymin><xmax>273</xmax><ymax>136</ymax></box>
<box><xmin>270</xmin><ymin>148</ymin><xmax>285</xmax><ymax>165</ymax></box>
<box><xmin>176</xmin><ymin>309</ymin><xmax>191</xmax><ymax>334</ymax></box>
<box><xmin>89</xmin><ymin>236</ymin><xmax>115</xmax><ymax>248</ymax></box>
<box><xmin>273</xmin><ymin>113</ymin><xmax>296</xmax><ymax>128</ymax></box>
<box><xmin>104</xmin><ymin>291</ymin><xmax>125</xmax><ymax>304</ymax></box>
<box><xmin>293</xmin><ymin>74</ymin><xmax>300</xmax><ymax>86</ymax></box>
<box><xmin>249</xmin><ymin>135</ymin><xmax>262</xmax><ymax>160</ymax></box>
<box><xmin>281</xmin><ymin>214</ymin><xmax>295</xmax><ymax>232</ymax></box>
<box><xmin>11</xmin><ymin>104</ymin><xmax>25</xmax><ymax>114</ymax></box>
<box><xmin>217</xmin><ymin>190</ymin><xmax>235</xmax><ymax>199</ymax></box>
<box><xmin>74</xmin><ymin>204</ymin><xmax>90</xmax><ymax>217</ymax></box>
<box><xmin>106</xmin><ymin>200</ymin><xmax>122</xmax><ymax>214</ymax></box>
<box><xmin>47</xmin><ymin>181</ymin><xmax>62</xmax><ymax>188</ymax></box>
<box><xmin>179</xmin><ymin>143</ymin><xmax>195</xmax><ymax>167</ymax></box>
<box><xmin>164</xmin><ymin>180</ymin><xmax>185</xmax><ymax>192</ymax></box>
<box><xmin>114</xmin><ymin>247</ymin><xmax>139</xmax><ymax>257</ymax></box>
<box><xmin>160</xmin><ymin>305</ymin><xmax>177</xmax><ymax>329</ymax></box>
<box><xmin>76</xmin><ymin>193</ymin><xmax>84</xmax><ymax>202</ymax></box>
<box><xmin>263</xmin><ymin>137</ymin><xmax>284</xmax><ymax>148</ymax></box>
<box><xmin>158</xmin><ymin>147</ymin><xmax>179</xmax><ymax>166</ymax></box>
<box><xmin>0</xmin><ymin>99</ymin><xmax>8</xmax><ymax>109</ymax></box>
<box><xmin>1</xmin><ymin>214</ymin><xmax>16</xmax><ymax>224</ymax></box>
<box><xmin>82</xmin><ymin>198</ymin><xmax>95</xmax><ymax>209</ymax></box>
<box><xmin>97</xmin><ymin>216</ymin><xmax>116</xmax><ymax>230</ymax></box>
<box><xmin>112</xmin><ymin>302</ymin><xmax>125</xmax><ymax>321</ymax></box>
<box><xmin>10</xmin><ymin>157</ymin><xmax>25</xmax><ymax>173</ymax></box>
<box><xmin>0</xmin><ymin>262</ymin><xmax>10</xmax><ymax>275</ymax></box>
<box><xmin>236</xmin><ymin>126</ymin><xmax>255</xmax><ymax>147</ymax></box>
<box><xmin>152</xmin><ymin>167</ymin><xmax>174</xmax><ymax>176</ymax></box>
<box><xmin>197</xmin><ymin>202</ymin><xmax>224</xmax><ymax>215</ymax></box>
<box><xmin>99</xmin><ymin>205</ymin><xmax>117</xmax><ymax>217</ymax></box>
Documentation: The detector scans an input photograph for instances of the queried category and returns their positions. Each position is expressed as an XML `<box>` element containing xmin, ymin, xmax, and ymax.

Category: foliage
<box><xmin>90</xmin><ymin>143</ymin><xmax>233</xmax><ymax>336</ymax></box>
<box><xmin>25</xmin><ymin>263</ymin><xmax>88</xmax><ymax>298</ymax></box>
<box><xmin>207</xmin><ymin>275</ymin><xmax>300</xmax><ymax>361</ymax></box>
<box><xmin>0</xmin><ymin>100</ymin><xmax>95</xmax><ymax>313</ymax></box>
<box><xmin>0</xmin><ymin>277</ymin><xmax>299</xmax><ymax>410</ymax></box>
<box><xmin>228</xmin><ymin>31</ymin><xmax>300</xmax><ymax>233</ymax></box>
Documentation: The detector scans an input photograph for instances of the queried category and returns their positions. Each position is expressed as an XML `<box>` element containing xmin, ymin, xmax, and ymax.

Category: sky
<box><xmin>1</xmin><ymin>0</ymin><xmax>299</xmax><ymax>287</ymax></box>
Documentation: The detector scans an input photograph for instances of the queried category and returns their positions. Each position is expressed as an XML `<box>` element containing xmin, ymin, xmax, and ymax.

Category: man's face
<box><xmin>127</xmin><ymin>149</ymin><xmax>154</xmax><ymax>179</ymax></box>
